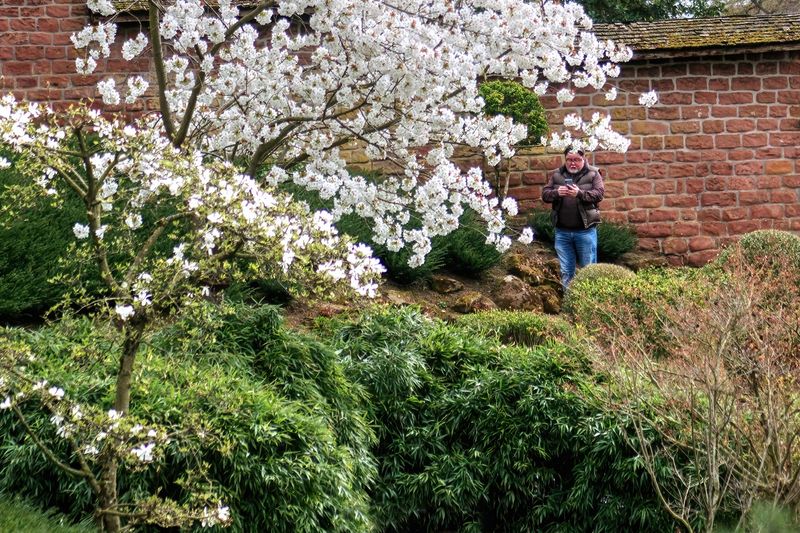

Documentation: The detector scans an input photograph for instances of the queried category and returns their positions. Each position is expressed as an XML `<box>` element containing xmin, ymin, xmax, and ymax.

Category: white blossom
<box><xmin>48</xmin><ymin>386</ymin><xmax>65</xmax><ymax>400</ymax></box>
<box><xmin>73</xmin><ymin>223</ymin><xmax>90</xmax><ymax>239</ymax></box>
<box><xmin>519</xmin><ymin>227</ymin><xmax>534</xmax><ymax>244</ymax></box>
<box><xmin>121</xmin><ymin>33</ymin><xmax>148</xmax><ymax>61</ymax></box>
<box><xmin>115</xmin><ymin>304</ymin><xmax>135</xmax><ymax>321</ymax></box>
<box><xmin>0</xmin><ymin>397</ymin><xmax>11</xmax><ymax>410</ymax></box>
<box><xmin>97</xmin><ymin>78</ymin><xmax>120</xmax><ymax>106</ymax></box>
<box><xmin>131</xmin><ymin>442</ymin><xmax>155</xmax><ymax>463</ymax></box>
<box><xmin>125</xmin><ymin>213</ymin><xmax>143</xmax><ymax>229</ymax></box>
<box><xmin>639</xmin><ymin>90</ymin><xmax>658</xmax><ymax>107</ymax></box>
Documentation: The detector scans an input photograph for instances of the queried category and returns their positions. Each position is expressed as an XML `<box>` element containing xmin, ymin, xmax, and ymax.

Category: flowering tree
<box><xmin>0</xmin><ymin>0</ymin><xmax>656</xmax><ymax>530</ymax></box>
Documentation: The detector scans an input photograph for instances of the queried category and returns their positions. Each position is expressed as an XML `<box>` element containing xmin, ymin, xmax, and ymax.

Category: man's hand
<box><xmin>558</xmin><ymin>184</ymin><xmax>579</xmax><ymax>198</ymax></box>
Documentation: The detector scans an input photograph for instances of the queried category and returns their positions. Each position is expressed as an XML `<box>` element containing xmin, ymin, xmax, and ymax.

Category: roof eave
<box><xmin>629</xmin><ymin>41</ymin><xmax>800</xmax><ymax>60</ymax></box>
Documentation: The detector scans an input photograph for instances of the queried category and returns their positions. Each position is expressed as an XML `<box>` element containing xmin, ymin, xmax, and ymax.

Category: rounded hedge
<box><xmin>573</xmin><ymin>263</ymin><xmax>635</xmax><ymax>285</ymax></box>
<box><xmin>715</xmin><ymin>230</ymin><xmax>800</xmax><ymax>271</ymax></box>
<box><xmin>478</xmin><ymin>80</ymin><xmax>549</xmax><ymax>146</ymax></box>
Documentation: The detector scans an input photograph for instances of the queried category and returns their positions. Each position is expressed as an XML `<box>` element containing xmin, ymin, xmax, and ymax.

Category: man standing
<box><xmin>541</xmin><ymin>147</ymin><xmax>605</xmax><ymax>288</ymax></box>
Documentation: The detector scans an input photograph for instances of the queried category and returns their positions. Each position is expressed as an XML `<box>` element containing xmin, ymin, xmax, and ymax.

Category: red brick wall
<box><xmin>2</xmin><ymin>1</ymin><xmax>798</xmax><ymax>265</ymax></box>
<box><xmin>511</xmin><ymin>50</ymin><xmax>800</xmax><ymax>265</ymax></box>
<box><xmin>0</xmin><ymin>0</ymin><xmax>153</xmax><ymax>111</ymax></box>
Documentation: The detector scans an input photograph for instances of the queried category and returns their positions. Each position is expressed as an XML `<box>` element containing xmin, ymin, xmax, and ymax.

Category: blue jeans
<box><xmin>554</xmin><ymin>227</ymin><xmax>597</xmax><ymax>288</ymax></box>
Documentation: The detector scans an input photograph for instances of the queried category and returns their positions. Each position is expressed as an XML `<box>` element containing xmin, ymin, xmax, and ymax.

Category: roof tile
<box><xmin>594</xmin><ymin>14</ymin><xmax>800</xmax><ymax>51</ymax></box>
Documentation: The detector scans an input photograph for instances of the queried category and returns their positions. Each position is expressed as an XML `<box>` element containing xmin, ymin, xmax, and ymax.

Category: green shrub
<box><xmin>0</xmin><ymin>495</ymin><xmax>92</xmax><ymax>533</ymax></box>
<box><xmin>0</xmin><ymin>149</ymin><xmax>186</xmax><ymax>318</ymax></box>
<box><xmin>444</xmin><ymin>209</ymin><xmax>502</xmax><ymax>277</ymax></box>
<box><xmin>528</xmin><ymin>208</ymin><xmax>555</xmax><ymax>244</ymax></box>
<box><xmin>0</xmin><ymin>149</ymin><xmax>85</xmax><ymax>317</ymax></box>
<box><xmin>715</xmin><ymin>229</ymin><xmax>800</xmax><ymax>271</ymax></box>
<box><xmin>567</xmin><ymin>267</ymin><xmax>706</xmax><ymax>359</ymax></box>
<box><xmin>573</xmin><ymin>263</ymin><xmax>635</xmax><ymax>285</ymax></box>
<box><xmin>455</xmin><ymin>309</ymin><xmax>577</xmax><ymax>348</ymax></box>
<box><xmin>529</xmin><ymin>208</ymin><xmax>638</xmax><ymax>261</ymax></box>
<box><xmin>479</xmin><ymin>80</ymin><xmax>549</xmax><ymax>145</ymax></box>
<box><xmin>0</xmin><ymin>304</ymin><xmax>376</xmax><ymax>532</ymax></box>
<box><xmin>597</xmin><ymin>222</ymin><xmax>638</xmax><ymax>261</ymax></box>
<box><xmin>329</xmin><ymin>306</ymin><xmax>675</xmax><ymax>532</ymax></box>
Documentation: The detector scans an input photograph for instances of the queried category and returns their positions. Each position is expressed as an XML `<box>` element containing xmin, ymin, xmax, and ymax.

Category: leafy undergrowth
<box><xmin>0</xmin><ymin>495</ymin><xmax>92</xmax><ymax>533</ymax></box>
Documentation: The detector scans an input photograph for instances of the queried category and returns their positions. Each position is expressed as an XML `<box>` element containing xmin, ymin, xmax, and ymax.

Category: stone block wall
<box><xmin>0</xmin><ymin>0</ymin><xmax>153</xmax><ymax>111</ymax></box>
<box><xmin>511</xmin><ymin>50</ymin><xmax>800</xmax><ymax>265</ymax></box>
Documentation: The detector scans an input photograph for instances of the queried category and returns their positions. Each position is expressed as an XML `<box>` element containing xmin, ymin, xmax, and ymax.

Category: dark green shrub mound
<box><xmin>715</xmin><ymin>229</ymin><xmax>800</xmax><ymax>272</ymax></box>
<box><xmin>0</xmin><ymin>150</ymin><xmax>186</xmax><ymax>318</ymax></box>
<box><xmin>529</xmin><ymin>208</ymin><xmax>638</xmax><ymax>261</ymax></box>
<box><xmin>0</xmin><ymin>150</ymin><xmax>85</xmax><ymax>317</ymax></box>
<box><xmin>0</xmin><ymin>304</ymin><xmax>375</xmax><ymax>532</ymax></box>
<box><xmin>597</xmin><ymin>222</ymin><xmax>638</xmax><ymax>261</ymax></box>
<box><xmin>330</xmin><ymin>306</ymin><xmax>675</xmax><ymax>532</ymax></box>
<box><xmin>479</xmin><ymin>80</ymin><xmax>549</xmax><ymax>145</ymax></box>
<box><xmin>444</xmin><ymin>209</ymin><xmax>502</xmax><ymax>277</ymax></box>
<box><xmin>528</xmin><ymin>208</ymin><xmax>555</xmax><ymax>243</ymax></box>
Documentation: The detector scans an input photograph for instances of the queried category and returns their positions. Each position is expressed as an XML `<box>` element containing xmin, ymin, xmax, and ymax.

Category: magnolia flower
<box><xmin>131</xmin><ymin>442</ymin><xmax>156</xmax><ymax>463</ymax></box>
<box><xmin>48</xmin><ymin>386</ymin><xmax>65</xmax><ymax>400</ymax></box>
<box><xmin>115</xmin><ymin>305</ymin><xmax>135</xmax><ymax>321</ymax></box>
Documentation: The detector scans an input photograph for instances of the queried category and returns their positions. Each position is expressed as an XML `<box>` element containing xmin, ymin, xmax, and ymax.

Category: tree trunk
<box><xmin>99</xmin><ymin>321</ymin><xmax>146</xmax><ymax>532</ymax></box>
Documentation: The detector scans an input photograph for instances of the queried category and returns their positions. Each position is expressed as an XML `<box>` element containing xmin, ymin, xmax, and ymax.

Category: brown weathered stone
<box><xmin>617</xmin><ymin>250</ymin><xmax>669</xmax><ymax>271</ymax></box>
<box><xmin>492</xmin><ymin>275</ymin><xmax>541</xmax><ymax>311</ymax></box>
<box><xmin>429</xmin><ymin>274</ymin><xmax>463</xmax><ymax>294</ymax></box>
<box><xmin>530</xmin><ymin>285</ymin><xmax>562</xmax><ymax>315</ymax></box>
<box><xmin>451</xmin><ymin>291</ymin><xmax>498</xmax><ymax>314</ymax></box>
<box><xmin>504</xmin><ymin>250</ymin><xmax>557</xmax><ymax>286</ymax></box>
<box><xmin>383</xmin><ymin>289</ymin><xmax>417</xmax><ymax>307</ymax></box>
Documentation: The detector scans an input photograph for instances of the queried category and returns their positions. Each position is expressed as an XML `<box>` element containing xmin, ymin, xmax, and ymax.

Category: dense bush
<box><xmin>444</xmin><ymin>209</ymin><xmax>502</xmax><ymax>277</ymax></box>
<box><xmin>587</xmin><ymin>244</ymin><xmax>800</xmax><ymax>530</ymax></box>
<box><xmin>0</xmin><ymin>149</ymin><xmax>84</xmax><ymax>317</ymax></box>
<box><xmin>597</xmin><ymin>222</ymin><xmax>638</xmax><ymax>261</ymax></box>
<box><xmin>714</xmin><ymin>229</ymin><xmax>800</xmax><ymax>272</ymax></box>
<box><xmin>478</xmin><ymin>80</ymin><xmax>549</xmax><ymax>146</ymax></box>
<box><xmin>572</xmin><ymin>263</ymin><xmax>635</xmax><ymax>285</ymax></box>
<box><xmin>0</xmin><ymin>150</ymin><xmax>185</xmax><ymax>318</ymax></box>
<box><xmin>0</xmin><ymin>304</ymin><xmax>376</xmax><ymax>532</ymax></box>
<box><xmin>528</xmin><ymin>208</ymin><xmax>556</xmax><ymax>243</ymax></box>
<box><xmin>455</xmin><ymin>309</ymin><xmax>577</xmax><ymax>348</ymax></box>
<box><xmin>567</xmin><ymin>267</ymin><xmax>706</xmax><ymax>359</ymax></box>
<box><xmin>329</xmin><ymin>306</ymin><xmax>674</xmax><ymax>532</ymax></box>
<box><xmin>528</xmin><ymin>208</ymin><xmax>638</xmax><ymax>261</ymax></box>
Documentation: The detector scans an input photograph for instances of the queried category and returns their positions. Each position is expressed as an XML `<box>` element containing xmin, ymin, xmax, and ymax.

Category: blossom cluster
<box><xmin>74</xmin><ymin>0</ymin><xmax>647</xmax><ymax>264</ymax></box>
<box><xmin>0</xmin><ymin>97</ymin><xmax>385</xmax><ymax>317</ymax></box>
